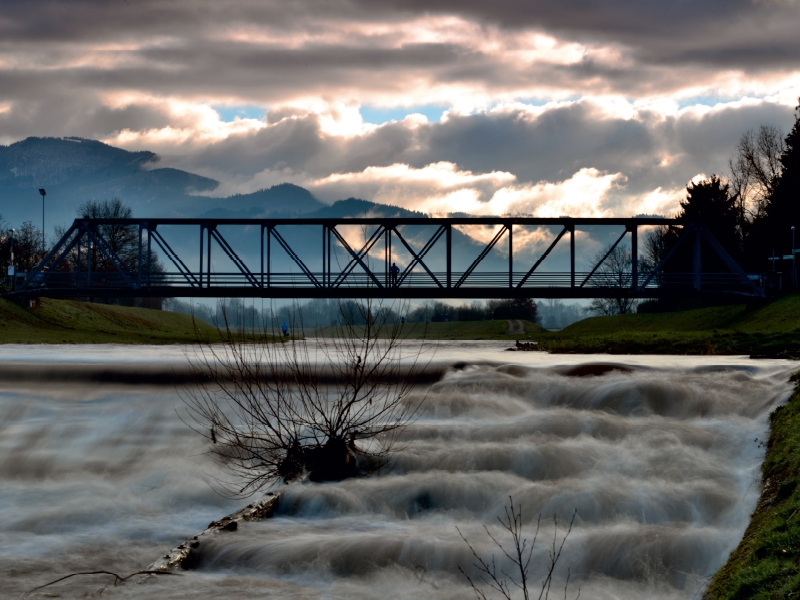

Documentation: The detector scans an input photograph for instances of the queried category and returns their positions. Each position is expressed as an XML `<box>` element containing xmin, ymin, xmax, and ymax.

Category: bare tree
<box><xmin>9</xmin><ymin>221</ymin><xmax>45</xmax><ymax>274</ymax></box>
<box><xmin>181</xmin><ymin>298</ymin><xmax>431</xmax><ymax>497</ymax></box>
<box><xmin>729</xmin><ymin>125</ymin><xmax>786</xmax><ymax>222</ymax></box>
<box><xmin>457</xmin><ymin>497</ymin><xmax>579</xmax><ymax>600</ymax></box>
<box><xmin>641</xmin><ymin>225</ymin><xmax>668</xmax><ymax>272</ymax></box>
<box><xmin>77</xmin><ymin>198</ymin><xmax>139</xmax><ymax>270</ymax></box>
<box><xmin>587</xmin><ymin>244</ymin><xmax>638</xmax><ymax>316</ymax></box>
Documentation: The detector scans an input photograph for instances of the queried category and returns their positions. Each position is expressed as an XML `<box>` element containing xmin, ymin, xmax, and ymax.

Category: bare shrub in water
<box><xmin>457</xmin><ymin>498</ymin><xmax>579</xmax><ymax>600</ymax></box>
<box><xmin>182</xmin><ymin>299</ymin><xmax>431</xmax><ymax>497</ymax></box>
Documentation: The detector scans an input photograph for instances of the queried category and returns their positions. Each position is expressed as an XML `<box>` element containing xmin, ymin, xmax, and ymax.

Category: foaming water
<box><xmin>0</xmin><ymin>344</ymin><xmax>794</xmax><ymax>599</ymax></box>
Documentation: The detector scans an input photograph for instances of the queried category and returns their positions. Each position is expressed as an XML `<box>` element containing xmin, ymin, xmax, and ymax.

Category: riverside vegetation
<box><xmin>536</xmin><ymin>293</ymin><xmax>800</xmax><ymax>356</ymax></box>
<box><xmin>2</xmin><ymin>294</ymin><xmax>800</xmax><ymax>354</ymax></box>
<box><xmin>704</xmin><ymin>369</ymin><xmax>800</xmax><ymax>599</ymax></box>
<box><xmin>0</xmin><ymin>297</ymin><xmax>222</xmax><ymax>344</ymax></box>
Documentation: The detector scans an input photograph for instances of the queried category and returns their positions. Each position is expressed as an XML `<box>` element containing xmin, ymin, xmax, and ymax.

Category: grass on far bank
<box><xmin>2</xmin><ymin>293</ymin><xmax>799</xmax><ymax>351</ymax></box>
<box><xmin>704</xmin><ymin>370</ymin><xmax>800</xmax><ymax>599</ymax></box>
<box><xmin>0</xmin><ymin>297</ymin><xmax>223</xmax><ymax>344</ymax></box>
<box><xmin>536</xmin><ymin>293</ymin><xmax>800</xmax><ymax>355</ymax></box>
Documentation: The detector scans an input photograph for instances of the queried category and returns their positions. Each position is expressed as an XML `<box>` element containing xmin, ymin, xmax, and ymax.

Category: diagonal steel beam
<box><xmin>392</xmin><ymin>226</ymin><xmax>444</xmax><ymax>288</ymax></box>
<box><xmin>637</xmin><ymin>225</ymin><xmax>692</xmax><ymax>291</ymax></box>
<box><xmin>148</xmin><ymin>228</ymin><xmax>201</xmax><ymax>288</ymax></box>
<box><xmin>455</xmin><ymin>225</ymin><xmax>508</xmax><ymax>288</ymax></box>
<box><xmin>84</xmin><ymin>225</ymin><xmax>137</xmax><ymax>288</ymax></box>
<box><xmin>210</xmin><ymin>228</ymin><xmax>260</xmax><ymax>287</ymax></box>
<box><xmin>330</xmin><ymin>225</ymin><xmax>385</xmax><ymax>288</ymax></box>
<box><xmin>270</xmin><ymin>227</ymin><xmax>321</xmax><ymax>287</ymax></box>
<box><xmin>516</xmin><ymin>227</ymin><xmax>568</xmax><ymax>289</ymax></box>
<box><xmin>579</xmin><ymin>229</ymin><xmax>628</xmax><ymax>288</ymax></box>
<box><xmin>18</xmin><ymin>222</ymin><xmax>81</xmax><ymax>290</ymax></box>
<box><xmin>698</xmin><ymin>225</ymin><xmax>761</xmax><ymax>295</ymax></box>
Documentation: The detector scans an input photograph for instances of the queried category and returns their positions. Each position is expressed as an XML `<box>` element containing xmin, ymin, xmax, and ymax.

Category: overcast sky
<box><xmin>2</xmin><ymin>0</ymin><xmax>799</xmax><ymax>218</ymax></box>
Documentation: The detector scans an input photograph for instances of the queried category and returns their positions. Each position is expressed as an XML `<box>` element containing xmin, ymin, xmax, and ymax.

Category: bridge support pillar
<box><xmin>199</xmin><ymin>223</ymin><xmax>204</xmax><ymax>289</ymax></box>
<box><xmin>508</xmin><ymin>223</ymin><xmax>513</xmax><ymax>288</ymax></box>
<box><xmin>446</xmin><ymin>225</ymin><xmax>452</xmax><ymax>289</ymax></box>
<box><xmin>569</xmin><ymin>225</ymin><xmax>575</xmax><ymax>288</ymax></box>
<box><xmin>630</xmin><ymin>224</ymin><xmax>638</xmax><ymax>290</ymax></box>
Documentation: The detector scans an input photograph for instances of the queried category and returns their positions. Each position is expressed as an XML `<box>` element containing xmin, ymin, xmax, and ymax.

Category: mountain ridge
<box><xmin>0</xmin><ymin>137</ymin><xmax>335</xmax><ymax>226</ymax></box>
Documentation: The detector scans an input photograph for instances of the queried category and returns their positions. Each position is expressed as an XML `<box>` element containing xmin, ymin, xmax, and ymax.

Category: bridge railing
<box><xmin>18</xmin><ymin>270</ymin><xmax>759</xmax><ymax>292</ymax></box>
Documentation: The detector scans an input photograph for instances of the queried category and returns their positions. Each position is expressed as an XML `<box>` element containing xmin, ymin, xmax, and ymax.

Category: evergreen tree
<box><xmin>765</xmin><ymin>100</ymin><xmax>800</xmax><ymax>253</ymax></box>
<box><xmin>746</xmin><ymin>99</ymin><xmax>800</xmax><ymax>265</ymax></box>
<box><xmin>679</xmin><ymin>175</ymin><xmax>741</xmax><ymax>257</ymax></box>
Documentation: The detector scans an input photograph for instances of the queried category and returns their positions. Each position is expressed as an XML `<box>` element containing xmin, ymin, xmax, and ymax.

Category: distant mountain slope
<box><xmin>304</xmin><ymin>198</ymin><xmax>427</xmax><ymax>219</ymax></box>
<box><xmin>0</xmin><ymin>136</ymin><xmax>155</xmax><ymax>189</ymax></box>
<box><xmin>0</xmin><ymin>137</ymin><xmax>221</xmax><ymax>224</ymax></box>
<box><xmin>197</xmin><ymin>184</ymin><xmax>325</xmax><ymax>217</ymax></box>
<box><xmin>0</xmin><ymin>138</ymin><xmax>328</xmax><ymax>225</ymax></box>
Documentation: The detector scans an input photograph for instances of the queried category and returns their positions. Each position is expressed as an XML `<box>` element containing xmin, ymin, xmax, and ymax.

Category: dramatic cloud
<box><xmin>2</xmin><ymin>0</ymin><xmax>800</xmax><ymax>218</ymax></box>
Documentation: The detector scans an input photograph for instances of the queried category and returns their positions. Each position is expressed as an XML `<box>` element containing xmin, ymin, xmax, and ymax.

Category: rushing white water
<box><xmin>0</xmin><ymin>343</ymin><xmax>795</xmax><ymax>599</ymax></box>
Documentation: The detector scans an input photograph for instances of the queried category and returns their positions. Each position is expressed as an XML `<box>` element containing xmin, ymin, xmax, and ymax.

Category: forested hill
<box><xmin>0</xmin><ymin>137</ymin><xmax>327</xmax><ymax>226</ymax></box>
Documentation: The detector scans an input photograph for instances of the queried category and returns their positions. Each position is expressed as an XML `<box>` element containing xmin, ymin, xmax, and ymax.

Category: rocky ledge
<box><xmin>144</xmin><ymin>492</ymin><xmax>281</xmax><ymax>574</ymax></box>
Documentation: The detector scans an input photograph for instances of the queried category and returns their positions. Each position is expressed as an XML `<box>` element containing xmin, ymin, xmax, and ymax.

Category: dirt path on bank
<box><xmin>505</xmin><ymin>319</ymin><xmax>525</xmax><ymax>334</ymax></box>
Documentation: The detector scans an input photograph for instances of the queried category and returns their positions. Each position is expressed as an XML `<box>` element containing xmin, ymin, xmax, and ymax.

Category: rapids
<box><xmin>0</xmin><ymin>343</ymin><xmax>794</xmax><ymax>599</ymax></box>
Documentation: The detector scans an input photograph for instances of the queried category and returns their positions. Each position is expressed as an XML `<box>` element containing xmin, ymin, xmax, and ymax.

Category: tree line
<box><xmin>588</xmin><ymin>98</ymin><xmax>800</xmax><ymax>315</ymax></box>
<box><xmin>164</xmin><ymin>296</ymin><xmax>542</xmax><ymax>330</ymax></box>
<box><xmin>653</xmin><ymin>99</ymin><xmax>800</xmax><ymax>273</ymax></box>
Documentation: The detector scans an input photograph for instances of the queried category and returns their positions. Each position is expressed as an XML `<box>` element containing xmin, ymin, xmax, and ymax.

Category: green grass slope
<box><xmin>540</xmin><ymin>294</ymin><xmax>800</xmax><ymax>355</ymax></box>
<box><xmin>0</xmin><ymin>298</ymin><xmax>220</xmax><ymax>344</ymax></box>
<box><xmin>704</xmin><ymin>371</ymin><xmax>800</xmax><ymax>599</ymax></box>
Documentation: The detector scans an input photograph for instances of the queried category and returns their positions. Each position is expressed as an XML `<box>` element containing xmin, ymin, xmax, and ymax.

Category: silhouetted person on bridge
<box><xmin>390</xmin><ymin>262</ymin><xmax>400</xmax><ymax>286</ymax></box>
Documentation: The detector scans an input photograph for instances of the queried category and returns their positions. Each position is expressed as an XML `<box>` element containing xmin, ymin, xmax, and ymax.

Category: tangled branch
<box><xmin>457</xmin><ymin>497</ymin><xmax>579</xmax><ymax>600</ymax></box>
<box><xmin>181</xmin><ymin>298</ymin><xmax>433</xmax><ymax>496</ymax></box>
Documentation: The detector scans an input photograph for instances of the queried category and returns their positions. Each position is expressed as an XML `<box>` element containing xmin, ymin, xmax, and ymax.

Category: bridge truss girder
<box><xmin>10</xmin><ymin>216</ymin><xmax>763</xmax><ymax>299</ymax></box>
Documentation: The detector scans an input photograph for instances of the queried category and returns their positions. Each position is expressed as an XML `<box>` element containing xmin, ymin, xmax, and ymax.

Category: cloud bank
<box><xmin>1</xmin><ymin>0</ymin><xmax>799</xmax><ymax>219</ymax></box>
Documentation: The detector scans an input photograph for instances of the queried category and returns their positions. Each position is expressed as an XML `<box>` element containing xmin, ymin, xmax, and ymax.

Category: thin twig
<box><xmin>26</xmin><ymin>570</ymin><xmax>180</xmax><ymax>594</ymax></box>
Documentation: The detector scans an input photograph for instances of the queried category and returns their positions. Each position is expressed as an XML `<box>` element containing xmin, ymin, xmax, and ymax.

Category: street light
<box><xmin>793</xmin><ymin>226</ymin><xmax>797</xmax><ymax>289</ymax></box>
<box><xmin>8</xmin><ymin>228</ymin><xmax>14</xmax><ymax>292</ymax></box>
<box><xmin>38</xmin><ymin>188</ymin><xmax>46</xmax><ymax>252</ymax></box>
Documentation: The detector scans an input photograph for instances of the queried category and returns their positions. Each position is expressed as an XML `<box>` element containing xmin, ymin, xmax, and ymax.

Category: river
<box><xmin>0</xmin><ymin>342</ymin><xmax>795</xmax><ymax>599</ymax></box>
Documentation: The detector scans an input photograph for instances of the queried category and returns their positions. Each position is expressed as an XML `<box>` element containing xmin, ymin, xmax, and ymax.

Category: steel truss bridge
<box><xmin>9</xmin><ymin>217</ymin><xmax>762</xmax><ymax>299</ymax></box>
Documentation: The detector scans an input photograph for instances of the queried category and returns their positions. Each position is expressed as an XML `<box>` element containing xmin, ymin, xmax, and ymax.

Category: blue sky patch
<box><xmin>214</xmin><ymin>105</ymin><xmax>266</xmax><ymax>122</ymax></box>
<box><xmin>677</xmin><ymin>95</ymin><xmax>732</xmax><ymax>110</ymax></box>
<box><xmin>360</xmin><ymin>105</ymin><xmax>445</xmax><ymax>125</ymax></box>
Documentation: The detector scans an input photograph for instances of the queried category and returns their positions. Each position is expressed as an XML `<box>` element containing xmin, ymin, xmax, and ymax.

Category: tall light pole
<box><xmin>793</xmin><ymin>226</ymin><xmax>797</xmax><ymax>289</ymax></box>
<box><xmin>8</xmin><ymin>228</ymin><xmax>14</xmax><ymax>292</ymax></box>
<box><xmin>38</xmin><ymin>188</ymin><xmax>46</xmax><ymax>252</ymax></box>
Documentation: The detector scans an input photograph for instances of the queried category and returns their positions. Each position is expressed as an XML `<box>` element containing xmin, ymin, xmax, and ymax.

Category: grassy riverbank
<box><xmin>0</xmin><ymin>297</ymin><xmax>222</xmax><ymax>344</ymax></box>
<box><xmin>2</xmin><ymin>293</ymin><xmax>799</xmax><ymax>350</ymax></box>
<box><xmin>704</xmin><ymin>371</ymin><xmax>800</xmax><ymax>599</ymax></box>
<box><xmin>537</xmin><ymin>294</ymin><xmax>800</xmax><ymax>355</ymax></box>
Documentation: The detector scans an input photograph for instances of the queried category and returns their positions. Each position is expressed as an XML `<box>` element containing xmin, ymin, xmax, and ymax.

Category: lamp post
<box><xmin>793</xmin><ymin>226</ymin><xmax>797</xmax><ymax>289</ymax></box>
<box><xmin>38</xmin><ymin>188</ymin><xmax>46</xmax><ymax>252</ymax></box>
<box><xmin>8</xmin><ymin>228</ymin><xmax>14</xmax><ymax>292</ymax></box>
